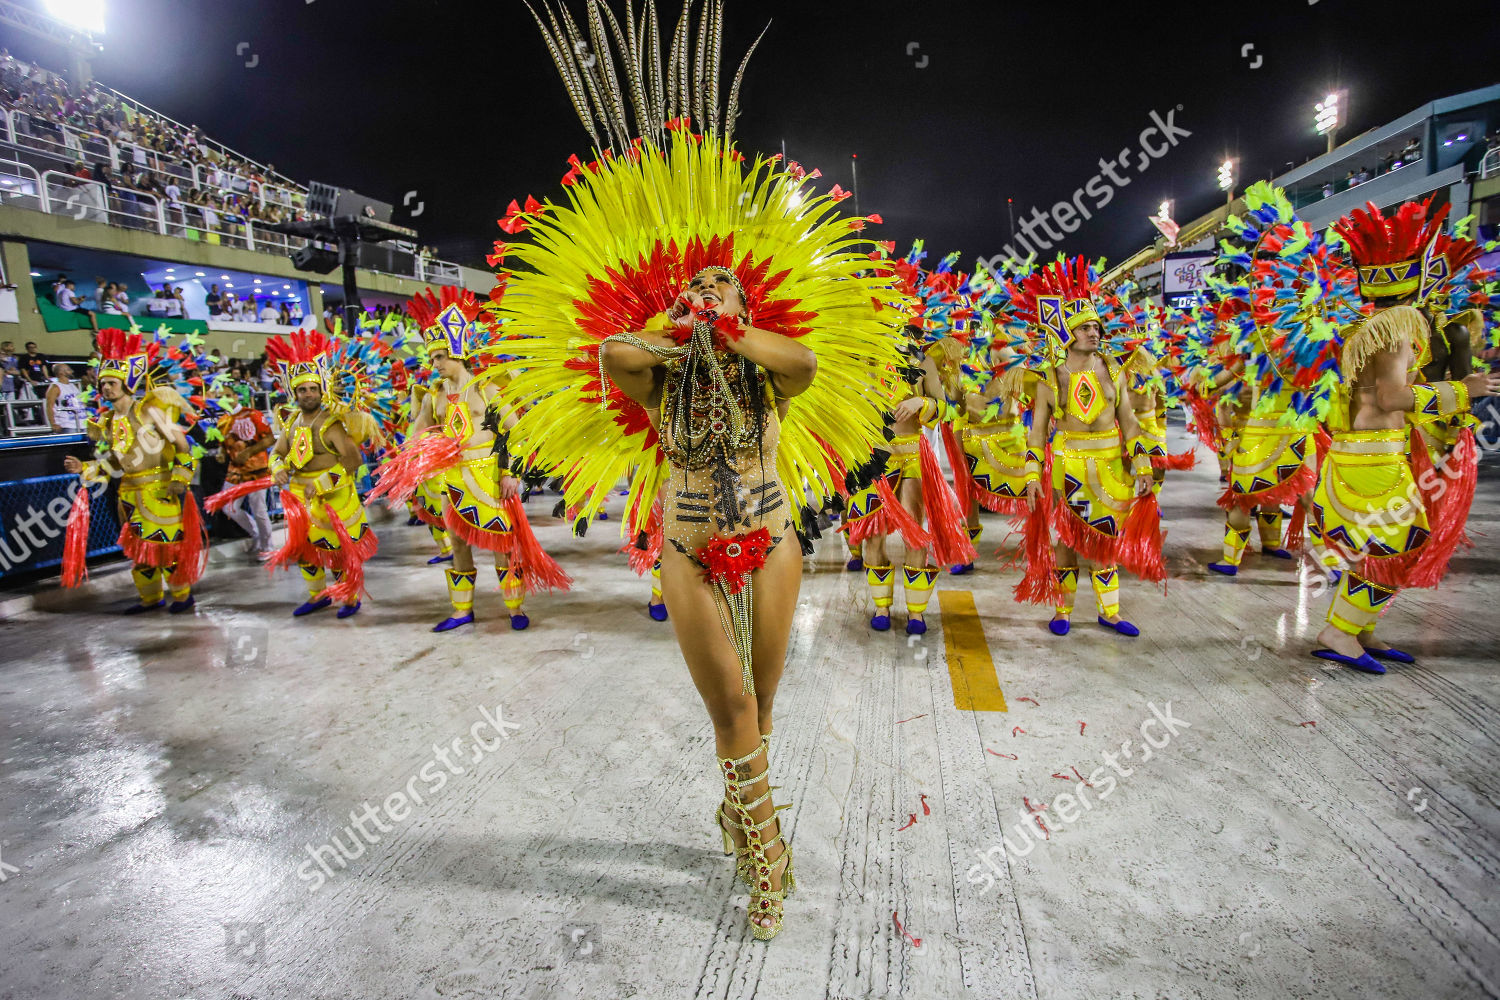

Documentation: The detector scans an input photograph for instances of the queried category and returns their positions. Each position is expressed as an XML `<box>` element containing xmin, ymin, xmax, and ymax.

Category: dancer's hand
<box><xmin>1134</xmin><ymin>474</ymin><xmax>1153</xmax><ymax>497</ymax></box>
<box><xmin>1024</xmin><ymin>479</ymin><xmax>1042</xmax><ymax>511</ymax></box>
<box><xmin>273</xmin><ymin>468</ymin><xmax>289</xmax><ymax>487</ymax></box>
<box><xmin>892</xmin><ymin>396</ymin><xmax>928</xmax><ymax>423</ymax></box>
<box><xmin>63</xmin><ymin>455</ymin><xmax>82</xmax><ymax>474</ymax></box>
<box><xmin>499</xmin><ymin>474</ymin><xmax>520</xmax><ymax>500</ymax></box>
<box><xmin>169</xmin><ymin>482</ymin><xmax>187</xmax><ymax>497</ymax></box>
<box><xmin>1462</xmin><ymin>370</ymin><xmax>1500</xmax><ymax>399</ymax></box>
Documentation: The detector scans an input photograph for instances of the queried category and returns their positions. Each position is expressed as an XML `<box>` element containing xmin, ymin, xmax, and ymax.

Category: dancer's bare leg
<box><xmin>660</xmin><ymin>543</ymin><xmax>795</xmax><ymax>931</ymax></box>
<box><xmin>897</xmin><ymin>475</ymin><xmax>930</xmax><ymax>625</ymax></box>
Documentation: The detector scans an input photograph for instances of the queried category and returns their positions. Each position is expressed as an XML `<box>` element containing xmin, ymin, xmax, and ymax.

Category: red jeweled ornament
<box><xmin>697</xmin><ymin>528</ymin><xmax>772</xmax><ymax>594</ymax></box>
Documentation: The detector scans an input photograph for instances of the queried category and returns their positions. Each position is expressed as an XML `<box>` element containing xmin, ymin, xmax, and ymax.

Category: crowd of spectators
<box><xmin>0</xmin><ymin>50</ymin><xmax>310</xmax><ymax>242</ymax></box>
<box><xmin>43</xmin><ymin>272</ymin><xmax>305</xmax><ymax>328</ymax></box>
<box><xmin>1318</xmin><ymin>136</ymin><xmax>1424</xmax><ymax>199</ymax></box>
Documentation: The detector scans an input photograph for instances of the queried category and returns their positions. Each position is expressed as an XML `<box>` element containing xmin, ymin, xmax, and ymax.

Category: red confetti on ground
<box><xmin>1051</xmin><ymin>772</ymin><xmax>1073</xmax><ymax>781</ymax></box>
<box><xmin>1078</xmin><ymin>720</ymin><xmax>1087</xmax><ymax>735</ymax></box>
<box><xmin>919</xmin><ymin>794</ymin><xmax>931</xmax><ymax>816</ymax></box>
<box><xmin>1071</xmin><ymin>766</ymin><xmax>1094</xmax><ymax>788</ymax></box>
<box><xmin>986</xmin><ymin>749</ymin><xmax>1018</xmax><ymax>760</ymax></box>
<box><xmin>1299</xmin><ymin>720</ymin><xmax>1317</xmax><ymax>727</ymax></box>
<box><xmin>1012</xmin><ymin>727</ymin><xmax>1026</xmax><ymax>737</ymax></box>
<box><xmin>893</xmin><ymin>910</ymin><xmax>923</xmax><ymax>948</ymax></box>
<box><xmin>1024</xmin><ymin>796</ymin><xmax>1046</xmax><ymax>814</ymax></box>
<box><xmin>897</xmin><ymin>813</ymin><xmax>917</xmax><ymax>831</ymax></box>
<box><xmin>1017</xmin><ymin>697</ymin><xmax>1040</xmax><ymax>706</ymax></box>
<box><xmin>895</xmin><ymin>714</ymin><xmax>928</xmax><ymax>725</ymax></box>
<box><xmin>1035</xmin><ymin>815</ymin><xmax>1051</xmax><ymax>839</ymax></box>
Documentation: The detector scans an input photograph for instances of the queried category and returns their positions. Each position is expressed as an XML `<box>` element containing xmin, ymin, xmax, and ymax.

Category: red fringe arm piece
<box><xmin>1183</xmin><ymin>389</ymin><xmax>1222</xmax><ymax>452</ymax></box>
<box><xmin>918</xmin><ymin>435</ymin><xmax>978</xmax><ymax>566</ymax></box>
<box><xmin>1362</xmin><ymin>428</ymin><xmax>1479</xmax><ymax>590</ymax></box>
<box><xmin>939</xmin><ymin>422</ymin><xmax>974</xmax><ymax>516</ymax></box>
<box><xmin>267</xmin><ymin>489</ymin><xmax>315</xmax><ymax>572</ymax></box>
<box><xmin>204</xmin><ymin>476</ymin><xmax>275</xmax><ymax>514</ymax></box>
<box><xmin>1116</xmin><ymin>492</ymin><xmax>1167</xmax><ymax>583</ymax></box>
<box><xmin>60</xmin><ymin>485</ymin><xmax>93</xmax><ymax>587</ymax></box>
<box><xmin>501</xmin><ymin>495</ymin><xmax>573</xmax><ymax>594</ymax></box>
<box><xmin>168</xmin><ymin>491</ymin><xmax>208</xmax><ymax>588</ymax></box>
<box><xmin>843</xmin><ymin>475</ymin><xmax>932</xmax><ymax>551</ymax></box>
<box><xmin>1012</xmin><ymin>447</ymin><xmax>1061</xmax><ymax>606</ymax></box>
<box><xmin>365</xmin><ymin>432</ymin><xmax>464</xmax><ymax>507</ymax></box>
<box><xmin>1151</xmin><ymin>449</ymin><xmax>1196</xmax><ymax>471</ymax></box>
<box><xmin>318</xmin><ymin>503</ymin><xmax>379</xmax><ymax>604</ymax></box>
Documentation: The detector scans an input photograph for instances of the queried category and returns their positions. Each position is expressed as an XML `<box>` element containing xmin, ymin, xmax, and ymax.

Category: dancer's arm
<box><xmin>601</xmin><ymin>328</ymin><xmax>676</xmax><ymax>407</ymax></box>
<box><xmin>729</xmin><ymin>326</ymin><xmax>816</xmax><ymax>399</ymax></box>
<box><xmin>1023</xmin><ymin>383</ymin><xmax>1053</xmax><ymax>510</ymax></box>
<box><xmin>1114</xmin><ymin>372</ymin><xmax>1154</xmax><ymax>497</ymax></box>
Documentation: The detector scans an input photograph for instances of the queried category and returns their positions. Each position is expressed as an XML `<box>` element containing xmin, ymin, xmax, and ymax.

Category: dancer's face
<box><xmin>99</xmin><ymin>376</ymin><xmax>125</xmax><ymax>402</ymax></box>
<box><xmin>1071</xmin><ymin>321</ymin><xmax>1101</xmax><ymax>353</ymax></box>
<box><xmin>683</xmin><ymin>269</ymin><xmax>747</xmax><ymax>320</ymax></box>
<box><xmin>294</xmin><ymin>384</ymin><xmax>323</xmax><ymax>412</ymax></box>
<box><xmin>430</xmin><ymin>348</ymin><xmax>464</xmax><ymax>381</ymax></box>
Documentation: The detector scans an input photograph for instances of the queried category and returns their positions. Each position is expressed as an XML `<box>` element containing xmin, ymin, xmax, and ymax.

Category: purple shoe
<box><xmin>1262</xmin><ymin>547</ymin><xmax>1293</xmax><ymax>560</ymax></box>
<box><xmin>292</xmin><ymin>596</ymin><xmax>333</xmax><ymax>617</ymax></box>
<box><xmin>1311</xmin><ymin>648</ymin><xmax>1385</xmax><ymax>674</ymax></box>
<box><xmin>433</xmin><ymin>612</ymin><xmax>473</xmax><ymax>632</ymax></box>
<box><xmin>648</xmin><ymin>603</ymin><xmax>669</xmax><ymax>622</ymax></box>
<box><xmin>168</xmin><ymin>596</ymin><xmax>196</xmax><ymax>614</ymax></box>
<box><xmin>336</xmin><ymin>601</ymin><xmax>361</xmax><ymax>619</ymax></box>
<box><xmin>870</xmin><ymin>613</ymin><xmax>891</xmax><ymax>632</ymax></box>
<box><xmin>1366</xmin><ymin>646</ymin><xmax>1415</xmax><ymax>664</ymax></box>
<box><xmin>905</xmin><ymin>617</ymin><xmax>927</xmax><ymax>635</ymax></box>
<box><xmin>1207</xmin><ymin>562</ymin><xmax>1238</xmax><ymax>576</ymax></box>
<box><xmin>846</xmin><ymin>556</ymin><xmax>864</xmax><ymax>572</ymax></box>
<box><xmin>510</xmin><ymin>612</ymin><xmax>530</xmax><ymax>630</ymax></box>
<box><xmin>1098</xmin><ymin>616</ymin><xmax>1140</xmax><ymax>637</ymax></box>
<box><xmin>949</xmin><ymin>563</ymin><xmax>974</xmax><ymax>575</ymax></box>
<box><xmin>123</xmin><ymin>599</ymin><xmax>165</xmax><ymax>615</ymax></box>
<box><xmin>427</xmin><ymin>553</ymin><xmax>454</xmax><ymax>565</ymax></box>
<box><xmin>1048</xmin><ymin>618</ymin><xmax>1071</xmax><ymax>636</ymax></box>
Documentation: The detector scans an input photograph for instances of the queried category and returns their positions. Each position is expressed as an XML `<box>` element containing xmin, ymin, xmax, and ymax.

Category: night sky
<box><xmin>11</xmin><ymin>0</ymin><xmax>1500</xmax><ymax>272</ymax></box>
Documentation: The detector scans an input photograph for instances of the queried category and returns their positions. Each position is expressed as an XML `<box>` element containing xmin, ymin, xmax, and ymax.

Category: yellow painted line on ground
<box><xmin>938</xmin><ymin>589</ymin><xmax>1007</xmax><ymax>712</ymax></box>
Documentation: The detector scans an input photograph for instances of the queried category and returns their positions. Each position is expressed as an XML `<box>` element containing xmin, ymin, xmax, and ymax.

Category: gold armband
<box><xmin>268</xmin><ymin>452</ymin><xmax>286</xmax><ymax>477</ymax></box>
<box><xmin>1410</xmin><ymin>380</ymin><xmax>1470</xmax><ymax>420</ymax></box>
<box><xmin>1023</xmin><ymin>447</ymin><xmax>1044</xmax><ymax>485</ymax></box>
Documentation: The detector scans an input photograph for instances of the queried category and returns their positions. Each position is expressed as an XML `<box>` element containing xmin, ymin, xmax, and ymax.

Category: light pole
<box><xmin>1218</xmin><ymin>158</ymin><xmax>1237</xmax><ymax>205</ymax></box>
<box><xmin>1315</xmin><ymin>91</ymin><xmax>1344</xmax><ymax>154</ymax></box>
<box><xmin>1007</xmin><ymin>196</ymin><xmax>1015</xmax><ymax>240</ymax></box>
<box><xmin>850</xmin><ymin>153</ymin><xmax>859</xmax><ymax>217</ymax></box>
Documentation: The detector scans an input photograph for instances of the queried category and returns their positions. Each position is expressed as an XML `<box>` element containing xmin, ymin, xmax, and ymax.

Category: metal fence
<box><xmin>0</xmin><ymin>473</ymin><xmax>121</xmax><ymax>578</ymax></box>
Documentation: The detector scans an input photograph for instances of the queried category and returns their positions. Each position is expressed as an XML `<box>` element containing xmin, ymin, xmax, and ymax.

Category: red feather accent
<box><xmin>60</xmin><ymin>485</ymin><xmax>93</xmax><ymax>587</ymax></box>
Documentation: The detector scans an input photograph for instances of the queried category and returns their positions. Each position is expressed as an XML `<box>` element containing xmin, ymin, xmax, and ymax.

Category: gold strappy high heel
<box><xmin>718</xmin><ymin>738</ymin><xmax>796</xmax><ymax>940</ymax></box>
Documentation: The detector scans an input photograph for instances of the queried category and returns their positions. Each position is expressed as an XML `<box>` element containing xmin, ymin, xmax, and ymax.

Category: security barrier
<box><xmin>0</xmin><ymin>473</ymin><xmax>121</xmax><ymax>578</ymax></box>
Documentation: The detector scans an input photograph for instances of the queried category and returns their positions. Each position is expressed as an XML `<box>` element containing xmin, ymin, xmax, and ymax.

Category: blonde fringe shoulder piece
<box><xmin>1340</xmin><ymin>305</ymin><xmax>1430</xmax><ymax>382</ymax></box>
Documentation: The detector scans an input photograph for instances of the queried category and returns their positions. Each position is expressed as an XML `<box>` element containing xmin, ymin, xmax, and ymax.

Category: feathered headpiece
<box><xmin>265</xmin><ymin>330</ymin><xmax>332</xmax><ymax>391</ymax></box>
<box><xmin>1010</xmin><ymin>255</ymin><xmax>1102</xmax><ymax>354</ymax></box>
<box><xmin>1333</xmin><ymin>196</ymin><xmax>1478</xmax><ymax>304</ymax></box>
<box><xmin>407</xmin><ymin>286</ymin><xmax>483</xmax><ymax>361</ymax></box>
<box><xmin>524</xmin><ymin>0</ymin><xmax>770</xmax><ymax>153</ymax></box>
<box><xmin>96</xmin><ymin>328</ymin><xmax>157</xmax><ymax>394</ymax></box>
